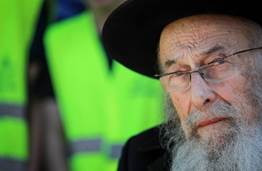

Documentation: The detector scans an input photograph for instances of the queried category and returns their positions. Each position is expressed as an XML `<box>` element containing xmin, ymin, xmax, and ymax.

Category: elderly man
<box><xmin>103</xmin><ymin>0</ymin><xmax>262</xmax><ymax>170</ymax></box>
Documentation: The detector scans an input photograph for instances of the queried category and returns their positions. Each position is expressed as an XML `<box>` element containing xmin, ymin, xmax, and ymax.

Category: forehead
<box><xmin>158</xmin><ymin>15</ymin><xmax>252</xmax><ymax>66</ymax></box>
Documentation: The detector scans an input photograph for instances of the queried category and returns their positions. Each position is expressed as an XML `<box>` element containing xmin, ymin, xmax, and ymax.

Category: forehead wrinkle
<box><xmin>161</xmin><ymin>31</ymin><xmax>237</xmax><ymax>65</ymax></box>
<box><xmin>172</xmin><ymin>30</ymin><xmax>232</xmax><ymax>52</ymax></box>
<box><xmin>159</xmin><ymin>15</ymin><xmax>259</xmax><ymax>72</ymax></box>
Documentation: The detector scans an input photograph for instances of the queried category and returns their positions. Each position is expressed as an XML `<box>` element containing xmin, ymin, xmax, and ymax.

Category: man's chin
<box><xmin>195</xmin><ymin>121</ymin><xmax>236</xmax><ymax>148</ymax></box>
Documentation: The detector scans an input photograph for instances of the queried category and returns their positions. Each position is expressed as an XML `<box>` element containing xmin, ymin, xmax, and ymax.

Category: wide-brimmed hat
<box><xmin>102</xmin><ymin>0</ymin><xmax>261</xmax><ymax>78</ymax></box>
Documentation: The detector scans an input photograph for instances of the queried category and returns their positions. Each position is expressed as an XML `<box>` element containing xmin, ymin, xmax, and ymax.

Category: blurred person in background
<box><xmin>0</xmin><ymin>1</ymin><xmax>42</xmax><ymax>170</ymax></box>
<box><xmin>44</xmin><ymin>0</ymin><xmax>164</xmax><ymax>171</ymax></box>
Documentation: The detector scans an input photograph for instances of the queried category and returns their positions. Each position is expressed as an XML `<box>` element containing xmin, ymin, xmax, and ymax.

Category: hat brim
<box><xmin>102</xmin><ymin>0</ymin><xmax>261</xmax><ymax>78</ymax></box>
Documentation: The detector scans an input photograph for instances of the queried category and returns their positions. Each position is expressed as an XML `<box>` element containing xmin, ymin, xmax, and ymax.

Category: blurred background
<box><xmin>0</xmin><ymin>0</ymin><xmax>164</xmax><ymax>170</ymax></box>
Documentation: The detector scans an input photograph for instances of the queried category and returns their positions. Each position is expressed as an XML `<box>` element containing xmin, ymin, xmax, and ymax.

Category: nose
<box><xmin>190</xmin><ymin>72</ymin><xmax>216</xmax><ymax>110</ymax></box>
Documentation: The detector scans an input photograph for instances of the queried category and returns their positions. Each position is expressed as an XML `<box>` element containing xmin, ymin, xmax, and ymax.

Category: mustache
<box><xmin>185</xmin><ymin>100</ymin><xmax>239</xmax><ymax>135</ymax></box>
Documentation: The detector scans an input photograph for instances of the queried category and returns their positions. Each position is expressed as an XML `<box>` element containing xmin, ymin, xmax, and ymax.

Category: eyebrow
<box><xmin>164</xmin><ymin>59</ymin><xmax>176</xmax><ymax>69</ymax></box>
<box><xmin>202</xmin><ymin>45</ymin><xmax>225</xmax><ymax>56</ymax></box>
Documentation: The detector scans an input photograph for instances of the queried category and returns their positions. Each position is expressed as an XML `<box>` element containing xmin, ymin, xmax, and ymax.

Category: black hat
<box><xmin>102</xmin><ymin>0</ymin><xmax>261</xmax><ymax>78</ymax></box>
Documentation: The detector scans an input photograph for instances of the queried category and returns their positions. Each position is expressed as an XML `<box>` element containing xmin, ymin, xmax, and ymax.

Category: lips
<box><xmin>197</xmin><ymin>117</ymin><xmax>227</xmax><ymax>129</ymax></box>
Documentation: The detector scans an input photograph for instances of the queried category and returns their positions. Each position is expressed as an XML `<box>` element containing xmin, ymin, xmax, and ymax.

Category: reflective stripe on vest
<box><xmin>69</xmin><ymin>140</ymin><xmax>123</xmax><ymax>160</ymax></box>
<box><xmin>0</xmin><ymin>104</ymin><xmax>25</xmax><ymax>118</ymax></box>
<box><xmin>0</xmin><ymin>157</ymin><xmax>27</xmax><ymax>171</ymax></box>
<box><xmin>109</xmin><ymin>144</ymin><xmax>123</xmax><ymax>160</ymax></box>
<box><xmin>68</xmin><ymin>138</ymin><xmax>102</xmax><ymax>156</ymax></box>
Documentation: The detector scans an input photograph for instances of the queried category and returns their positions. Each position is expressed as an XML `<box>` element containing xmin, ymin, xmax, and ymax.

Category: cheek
<box><xmin>170</xmin><ymin>93</ymin><xmax>194</xmax><ymax>138</ymax></box>
<box><xmin>211</xmin><ymin>75</ymin><xmax>248</xmax><ymax>103</ymax></box>
<box><xmin>212</xmin><ymin>76</ymin><xmax>258</xmax><ymax>124</ymax></box>
<box><xmin>170</xmin><ymin>92</ymin><xmax>191</xmax><ymax>123</ymax></box>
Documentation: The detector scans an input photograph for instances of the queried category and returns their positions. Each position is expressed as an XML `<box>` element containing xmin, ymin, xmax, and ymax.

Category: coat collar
<box><xmin>148</xmin><ymin>151</ymin><xmax>170</xmax><ymax>171</ymax></box>
<box><xmin>135</xmin><ymin>125</ymin><xmax>171</xmax><ymax>171</ymax></box>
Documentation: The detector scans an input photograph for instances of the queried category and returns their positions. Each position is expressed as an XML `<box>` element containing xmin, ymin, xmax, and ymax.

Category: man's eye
<box><xmin>208</xmin><ymin>58</ymin><xmax>225</xmax><ymax>65</ymax></box>
<box><xmin>174</xmin><ymin>71</ymin><xmax>186</xmax><ymax>77</ymax></box>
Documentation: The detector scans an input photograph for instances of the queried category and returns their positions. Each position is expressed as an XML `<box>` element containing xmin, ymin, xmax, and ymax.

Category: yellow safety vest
<box><xmin>0</xmin><ymin>0</ymin><xmax>42</xmax><ymax>170</ymax></box>
<box><xmin>45</xmin><ymin>11</ymin><xmax>163</xmax><ymax>171</ymax></box>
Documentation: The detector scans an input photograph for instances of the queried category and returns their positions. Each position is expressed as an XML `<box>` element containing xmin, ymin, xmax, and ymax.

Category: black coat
<box><xmin>118</xmin><ymin>126</ymin><xmax>171</xmax><ymax>171</ymax></box>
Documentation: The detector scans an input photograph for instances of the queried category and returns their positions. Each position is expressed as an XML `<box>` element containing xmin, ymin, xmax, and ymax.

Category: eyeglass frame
<box><xmin>154</xmin><ymin>46</ymin><xmax>262</xmax><ymax>91</ymax></box>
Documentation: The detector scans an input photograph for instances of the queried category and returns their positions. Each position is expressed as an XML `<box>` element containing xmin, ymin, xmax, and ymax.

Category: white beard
<box><xmin>161</xmin><ymin>95</ymin><xmax>262</xmax><ymax>171</ymax></box>
<box><xmin>171</xmin><ymin>124</ymin><xmax>262</xmax><ymax>171</ymax></box>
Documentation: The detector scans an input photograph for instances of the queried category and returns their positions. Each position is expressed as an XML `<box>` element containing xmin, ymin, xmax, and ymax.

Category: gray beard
<box><xmin>161</xmin><ymin>82</ymin><xmax>262</xmax><ymax>171</ymax></box>
<box><xmin>171</xmin><ymin>121</ymin><xmax>262</xmax><ymax>171</ymax></box>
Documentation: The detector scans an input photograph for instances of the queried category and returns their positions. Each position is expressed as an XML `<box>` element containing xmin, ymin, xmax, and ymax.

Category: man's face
<box><xmin>159</xmin><ymin>15</ymin><xmax>260</xmax><ymax>147</ymax></box>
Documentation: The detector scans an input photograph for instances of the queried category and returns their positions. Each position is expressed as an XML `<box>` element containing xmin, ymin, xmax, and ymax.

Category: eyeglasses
<box><xmin>155</xmin><ymin>46</ymin><xmax>262</xmax><ymax>93</ymax></box>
